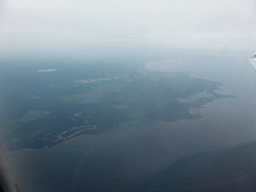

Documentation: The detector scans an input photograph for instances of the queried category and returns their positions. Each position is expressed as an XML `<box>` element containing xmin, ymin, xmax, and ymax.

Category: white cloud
<box><xmin>1</xmin><ymin>0</ymin><xmax>256</xmax><ymax>52</ymax></box>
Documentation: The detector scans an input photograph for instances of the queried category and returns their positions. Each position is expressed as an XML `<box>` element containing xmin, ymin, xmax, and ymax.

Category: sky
<box><xmin>0</xmin><ymin>0</ymin><xmax>256</xmax><ymax>55</ymax></box>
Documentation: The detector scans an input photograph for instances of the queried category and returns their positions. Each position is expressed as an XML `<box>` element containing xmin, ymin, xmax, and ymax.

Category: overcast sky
<box><xmin>1</xmin><ymin>0</ymin><xmax>256</xmax><ymax>55</ymax></box>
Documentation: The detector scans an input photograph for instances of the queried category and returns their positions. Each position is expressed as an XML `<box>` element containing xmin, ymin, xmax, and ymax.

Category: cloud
<box><xmin>1</xmin><ymin>0</ymin><xmax>256</xmax><ymax>52</ymax></box>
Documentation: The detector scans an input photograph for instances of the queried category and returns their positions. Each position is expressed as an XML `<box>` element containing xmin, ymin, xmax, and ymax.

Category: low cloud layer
<box><xmin>1</xmin><ymin>0</ymin><xmax>256</xmax><ymax>53</ymax></box>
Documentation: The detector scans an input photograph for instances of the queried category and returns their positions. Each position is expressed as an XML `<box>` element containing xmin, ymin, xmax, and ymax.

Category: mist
<box><xmin>1</xmin><ymin>0</ymin><xmax>256</xmax><ymax>56</ymax></box>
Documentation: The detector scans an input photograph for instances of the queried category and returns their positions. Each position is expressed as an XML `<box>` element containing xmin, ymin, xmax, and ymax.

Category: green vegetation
<box><xmin>3</xmin><ymin>65</ymin><xmax>235</xmax><ymax>151</ymax></box>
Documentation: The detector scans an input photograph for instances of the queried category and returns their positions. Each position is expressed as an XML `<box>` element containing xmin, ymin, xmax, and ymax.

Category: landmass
<box><xmin>3</xmin><ymin>65</ymin><xmax>235</xmax><ymax>151</ymax></box>
<box><xmin>20</xmin><ymin>110</ymin><xmax>51</xmax><ymax>123</ymax></box>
